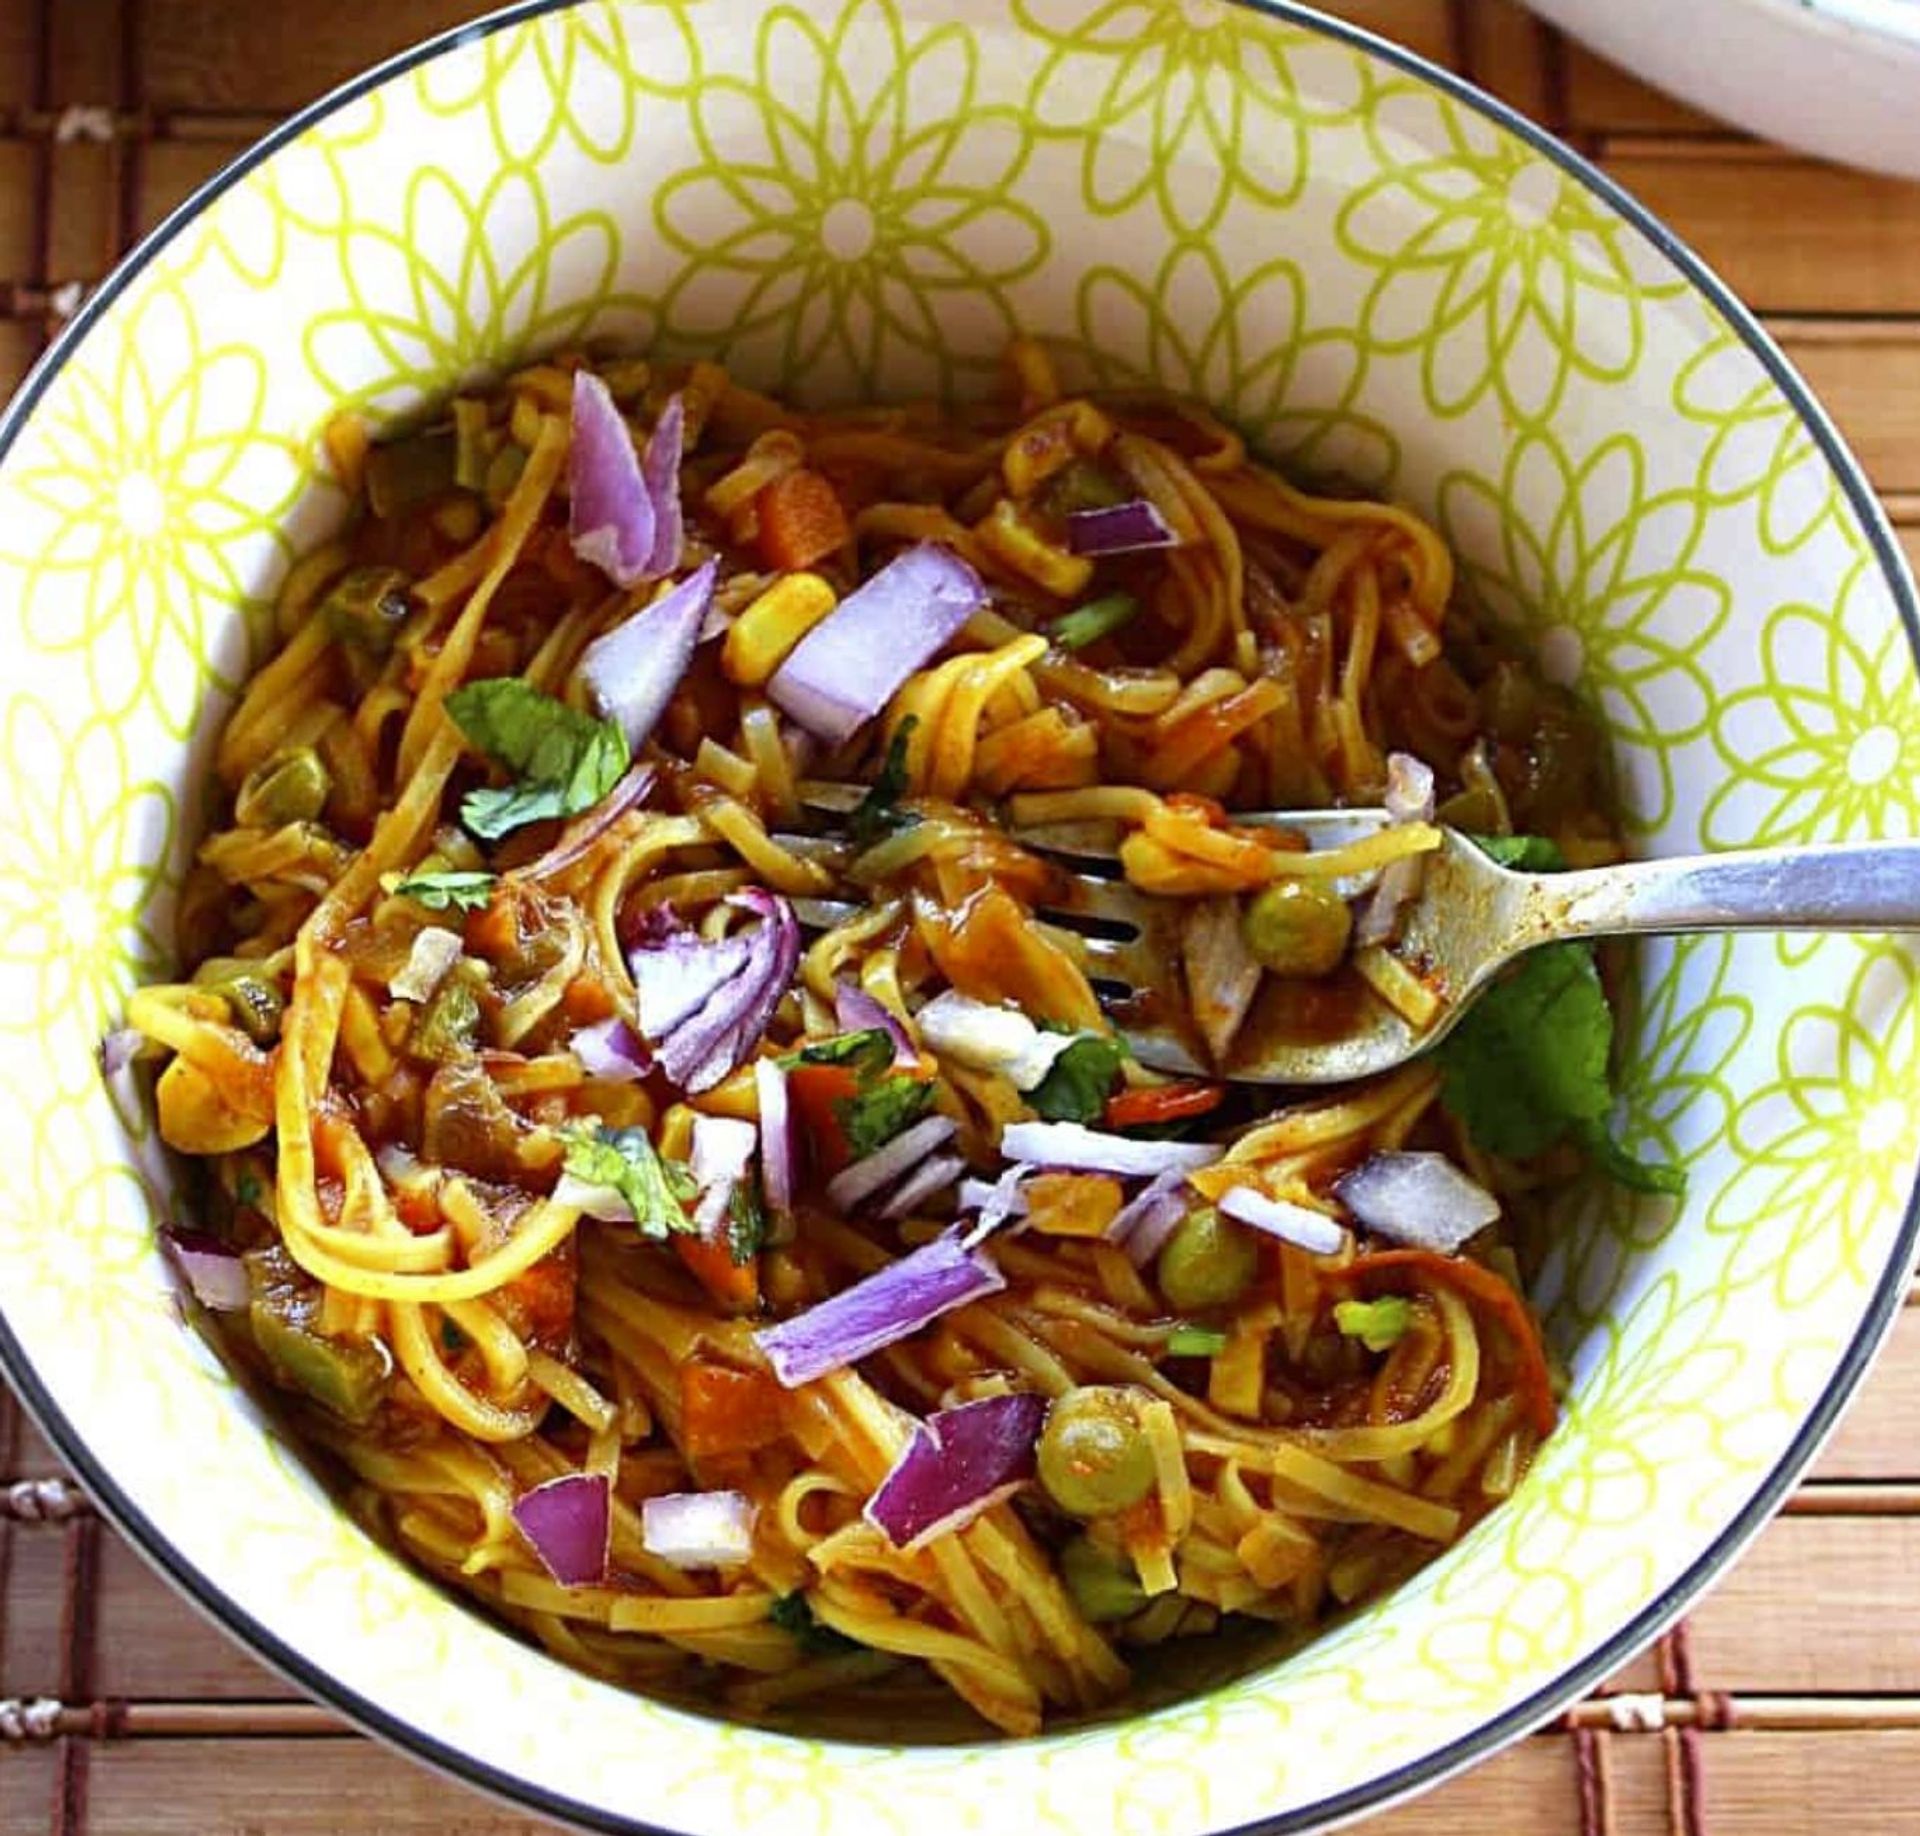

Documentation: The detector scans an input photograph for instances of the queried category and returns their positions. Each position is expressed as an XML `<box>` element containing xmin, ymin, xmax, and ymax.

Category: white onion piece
<box><xmin>826</xmin><ymin>1115</ymin><xmax>957</xmax><ymax>1214</ymax></box>
<box><xmin>690</xmin><ymin>1113</ymin><xmax>757</xmax><ymax>1235</ymax></box>
<box><xmin>162</xmin><ymin>1231</ymin><xmax>250</xmax><ymax>1312</ymax></box>
<box><xmin>999</xmin><ymin>1119</ymin><xmax>1220</xmax><ymax>1178</ymax></box>
<box><xmin>957</xmin><ymin>1163</ymin><xmax>1032</xmax><ymax>1245</ymax></box>
<box><xmin>913</xmin><ymin>991</ymin><xmax>1071</xmax><ymax>1091</ymax></box>
<box><xmin>389</xmin><ymin>926</ymin><xmax>462</xmax><ymax>1002</ymax></box>
<box><xmin>1108</xmin><ymin>1170</ymin><xmax>1192</xmax><ymax>1266</ymax></box>
<box><xmin>1356</xmin><ymin>751</ymin><xmax>1438</xmax><ymax>948</ymax></box>
<box><xmin>641</xmin><ymin>1490</ymin><xmax>756</xmax><ymax>1569</ymax></box>
<box><xmin>1218</xmin><ymin>1185</ymin><xmax>1346</xmax><ymax>1256</ymax></box>
<box><xmin>552</xmin><ymin>1174</ymin><xmax>636</xmax><ymax>1223</ymax></box>
<box><xmin>1181</xmin><ymin>897</ymin><xmax>1261</xmax><ymax>1066</ymax></box>
<box><xmin>878</xmin><ymin>1153</ymin><xmax>967</xmax><ymax>1221</ymax></box>
<box><xmin>755</xmin><ymin>1057</ymin><xmax>795</xmax><ymax>1217</ymax></box>
<box><xmin>1334</xmin><ymin>1151</ymin><xmax>1500</xmax><ymax>1253</ymax></box>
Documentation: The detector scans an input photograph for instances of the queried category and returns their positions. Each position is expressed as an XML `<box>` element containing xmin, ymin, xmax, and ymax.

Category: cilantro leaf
<box><xmin>1439</xmin><ymin>842</ymin><xmax>1686</xmax><ymax>1198</ymax></box>
<box><xmin>1439</xmin><ymin>943</ymin><xmax>1614</xmax><ymax>1158</ymax></box>
<box><xmin>850</xmin><ymin>716</ymin><xmax>919</xmax><ymax>849</ymax></box>
<box><xmin>561</xmin><ymin>1124</ymin><xmax>697</xmax><ymax>1240</ymax></box>
<box><xmin>791</xmin><ymin>1029</ymin><xmax>895</xmax><ymax>1079</ymax></box>
<box><xmin>770</xmin><ymin>1592</ymin><xmax>857</xmax><ymax>1654</ymax></box>
<box><xmin>391</xmin><ymin>869</ymin><xmax>497</xmax><ymax>913</ymax></box>
<box><xmin>1027</xmin><ymin>1033</ymin><xmax>1127</xmax><ymax>1124</ymax></box>
<box><xmin>1165</xmin><ymin>1323</ymin><xmax>1227</xmax><ymax>1357</ymax></box>
<box><xmin>836</xmin><ymin>1073</ymin><xmax>934</xmax><ymax>1159</ymax></box>
<box><xmin>1047</xmin><ymin>592</ymin><xmax>1139</xmax><ymax>653</ymax></box>
<box><xmin>1467</xmin><ymin>833</ymin><xmax>1568</xmax><ymax>873</ymax></box>
<box><xmin>1333</xmin><ymin>1296</ymin><xmax>1412</xmax><ymax>1353</ymax></box>
<box><xmin>726</xmin><ymin>1178</ymin><xmax>768</xmax><ymax>1267</ymax></box>
<box><xmin>1575</xmin><ymin>1120</ymin><xmax>1686</xmax><ymax>1196</ymax></box>
<box><xmin>445</xmin><ymin>678</ymin><xmax>630</xmax><ymax>841</ymax></box>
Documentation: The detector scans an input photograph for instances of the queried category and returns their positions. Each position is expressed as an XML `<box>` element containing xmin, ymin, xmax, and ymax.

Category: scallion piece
<box><xmin>1048</xmin><ymin>593</ymin><xmax>1139</xmax><ymax>652</ymax></box>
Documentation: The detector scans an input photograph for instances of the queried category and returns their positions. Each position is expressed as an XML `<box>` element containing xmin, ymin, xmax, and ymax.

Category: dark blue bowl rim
<box><xmin>0</xmin><ymin>4</ymin><xmax>1914</xmax><ymax>1832</ymax></box>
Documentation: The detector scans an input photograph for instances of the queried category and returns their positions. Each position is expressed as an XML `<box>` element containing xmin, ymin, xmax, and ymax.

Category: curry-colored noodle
<box><xmin>124</xmin><ymin>341</ymin><xmax>1623</xmax><ymax>1737</ymax></box>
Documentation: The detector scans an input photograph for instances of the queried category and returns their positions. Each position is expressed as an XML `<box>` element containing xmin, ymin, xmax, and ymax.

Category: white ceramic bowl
<box><xmin>1</xmin><ymin>4</ymin><xmax>1917</xmax><ymax>1832</ymax></box>
<box><xmin>1530</xmin><ymin>0</ymin><xmax>1920</xmax><ymax>179</ymax></box>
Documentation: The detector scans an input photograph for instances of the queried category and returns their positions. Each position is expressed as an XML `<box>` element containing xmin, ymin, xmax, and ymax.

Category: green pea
<box><xmin>1036</xmin><ymin>1385</ymin><xmax>1156</xmax><ymax>1520</ymax></box>
<box><xmin>235</xmin><ymin>746</ymin><xmax>332</xmax><ymax>828</ymax></box>
<box><xmin>1156</xmin><ymin>1206</ymin><xmax>1258</xmax><ymax>1312</ymax></box>
<box><xmin>1059</xmin><ymin>1536</ymin><xmax>1147</xmax><ymax>1623</ymax></box>
<box><xmin>1240</xmin><ymin>878</ymin><xmax>1352</xmax><ymax>978</ymax></box>
<box><xmin>191</xmin><ymin>956</ymin><xmax>285</xmax><ymax>1045</ymax></box>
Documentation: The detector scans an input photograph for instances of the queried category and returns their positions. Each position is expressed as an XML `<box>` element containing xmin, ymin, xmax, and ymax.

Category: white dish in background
<box><xmin>1530</xmin><ymin>0</ymin><xmax>1920</xmax><ymax>177</ymax></box>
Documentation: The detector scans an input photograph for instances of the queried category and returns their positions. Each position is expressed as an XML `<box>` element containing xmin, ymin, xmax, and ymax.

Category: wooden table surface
<box><xmin>5</xmin><ymin>1</ymin><xmax>1920</xmax><ymax>1830</ymax></box>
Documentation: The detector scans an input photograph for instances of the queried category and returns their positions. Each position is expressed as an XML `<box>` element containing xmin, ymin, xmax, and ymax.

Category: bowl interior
<box><xmin>1</xmin><ymin>2</ymin><xmax>1917</xmax><ymax>1832</ymax></box>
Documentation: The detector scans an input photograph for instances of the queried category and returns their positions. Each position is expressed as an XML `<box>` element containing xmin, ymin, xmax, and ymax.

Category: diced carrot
<box><xmin>673</xmin><ymin>1232</ymin><xmax>761</xmax><ymax>1314</ymax></box>
<box><xmin>463</xmin><ymin>894</ymin><xmax>517</xmax><ymax>959</ymax></box>
<box><xmin>560</xmin><ymin>973</ymin><xmax>616</xmax><ymax>1025</ymax></box>
<box><xmin>680</xmin><ymin>1361</ymin><xmax>786</xmax><ymax>1458</ymax></box>
<box><xmin>756</xmin><ymin>469</ymin><xmax>850</xmax><ymax>572</ymax></box>
<box><xmin>785</xmin><ymin>1061</ymin><xmax>860</xmax><ymax>1176</ymax></box>
<box><xmin>1103</xmin><ymin>1081</ymin><xmax>1226</xmax><ymax>1131</ymax></box>
<box><xmin>1023</xmin><ymin>1172</ymin><xmax>1124</xmax><ymax>1238</ymax></box>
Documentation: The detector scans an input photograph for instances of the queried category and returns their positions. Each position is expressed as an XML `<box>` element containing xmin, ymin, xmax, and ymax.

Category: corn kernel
<box><xmin>721</xmin><ymin>572</ymin><xmax>838</xmax><ymax>686</ymax></box>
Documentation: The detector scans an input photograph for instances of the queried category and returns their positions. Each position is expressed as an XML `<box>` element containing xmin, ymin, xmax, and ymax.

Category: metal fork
<box><xmin>1018</xmin><ymin>812</ymin><xmax>1920</xmax><ymax>1083</ymax></box>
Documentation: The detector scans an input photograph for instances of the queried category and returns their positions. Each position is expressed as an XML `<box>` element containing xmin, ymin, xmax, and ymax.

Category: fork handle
<box><xmin>1542</xmin><ymin>840</ymin><xmax>1920</xmax><ymax>941</ymax></box>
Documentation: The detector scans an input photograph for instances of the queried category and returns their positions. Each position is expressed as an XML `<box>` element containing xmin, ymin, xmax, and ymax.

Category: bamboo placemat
<box><xmin>5</xmin><ymin>1</ymin><xmax>1920</xmax><ymax>1830</ymax></box>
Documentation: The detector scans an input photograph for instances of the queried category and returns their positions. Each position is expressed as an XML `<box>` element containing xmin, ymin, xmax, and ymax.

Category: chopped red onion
<box><xmin>755</xmin><ymin>1056</ymin><xmax>795</xmax><ymax>1218</ymax></box>
<box><xmin>835</xmin><ymin>981</ymin><xmax>915</xmax><ymax>1065</ymax></box>
<box><xmin>767</xmin><ymin>543</ymin><xmax>984</xmax><ymax>746</ymax></box>
<box><xmin>913</xmin><ymin>991</ymin><xmax>1070</xmax><ymax>1091</ymax></box>
<box><xmin>572</xmin><ymin>1015</ymin><xmax>651</xmax><ymax>1083</ymax></box>
<box><xmin>640</xmin><ymin>1489</ymin><xmax>756</xmax><ymax>1570</ymax></box>
<box><xmin>569</xmin><ymin>371</ymin><xmax>655</xmax><ymax>588</ymax></box>
<box><xmin>512</xmin><ymin>1472</ymin><xmax>611</xmax><ymax>1586</ymax></box>
<box><xmin>826</xmin><ymin>1114</ymin><xmax>957</xmax><ymax>1214</ymax></box>
<box><xmin>864</xmin><ymin>1391</ymin><xmax>1048</xmax><ymax>1552</ymax></box>
<box><xmin>1218</xmin><ymin>1185</ymin><xmax>1346</xmax><ymax>1257</ymax></box>
<box><xmin>162</xmin><ymin>1229</ymin><xmax>250</xmax><ymax>1312</ymax></box>
<box><xmin>523</xmin><ymin>762</ymin><xmax>656</xmax><ymax>881</ymax></box>
<box><xmin>877</xmin><ymin>1152</ymin><xmax>967</xmax><ymax>1221</ymax></box>
<box><xmin>1383</xmin><ymin>750</ymin><xmax>1437</xmax><ymax>824</ymax></box>
<box><xmin>1356</xmin><ymin>751</ymin><xmax>1437</xmax><ymax>948</ymax></box>
<box><xmin>1335</xmin><ymin>1151</ymin><xmax>1500</xmax><ymax>1254</ymax></box>
<box><xmin>639</xmin><ymin>393</ymin><xmax>685</xmax><ymax>579</ymax></box>
<box><xmin>1108</xmin><ymin>1170</ymin><xmax>1192</xmax><ymax>1266</ymax></box>
<box><xmin>690</xmin><ymin>1113</ymin><xmax>757</xmax><ymax>1235</ymax></box>
<box><xmin>1182</xmin><ymin>897</ymin><xmax>1261</xmax><ymax>1066</ymax></box>
<box><xmin>389</xmin><ymin>926</ymin><xmax>462</xmax><ymax>1002</ymax></box>
<box><xmin>1065</xmin><ymin>499</ymin><xmax>1179</xmax><ymax>556</ymax></box>
<box><xmin>998</xmin><ymin>1119</ymin><xmax>1221</xmax><ymax>1179</ymax></box>
<box><xmin>754</xmin><ymin>1231</ymin><xmax>1006</xmax><ymax>1388</ymax></box>
<box><xmin>630</xmin><ymin>888</ymin><xmax>799</xmax><ymax>1093</ymax></box>
<box><xmin>578</xmin><ymin>558</ymin><xmax>717</xmax><ymax>753</ymax></box>
<box><xmin>101</xmin><ymin>1027</ymin><xmax>142</xmax><ymax>1078</ymax></box>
